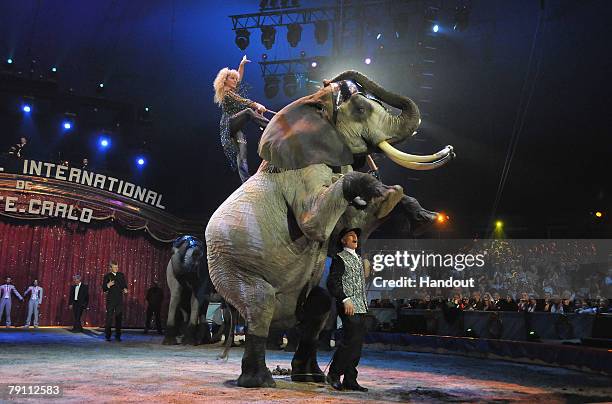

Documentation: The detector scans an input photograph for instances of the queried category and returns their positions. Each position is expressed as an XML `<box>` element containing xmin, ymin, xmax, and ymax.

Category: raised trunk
<box><xmin>329</xmin><ymin>70</ymin><xmax>421</xmax><ymax>142</ymax></box>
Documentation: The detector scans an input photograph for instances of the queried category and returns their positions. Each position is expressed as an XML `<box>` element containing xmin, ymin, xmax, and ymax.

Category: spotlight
<box><xmin>63</xmin><ymin>121</ymin><xmax>72</xmax><ymax>130</ymax></box>
<box><xmin>310</xmin><ymin>61</ymin><xmax>318</xmax><ymax>68</ymax></box>
<box><xmin>22</xmin><ymin>105</ymin><xmax>32</xmax><ymax>113</ymax></box>
<box><xmin>433</xmin><ymin>24</ymin><xmax>439</xmax><ymax>33</ymax></box>
<box><xmin>235</xmin><ymin>28</ymin><xmax>250</xmax><ymax>50</ymax></box>
<box><xmin>262</xmin><ymin>53</ymin><xmax>268</xmax><ymax>60</ymax></box>
<box><xmin>264</xmin><ymin>75</ymin><xmax>280</xmax><ymax>99</ymax></box>
<box><xmin>364</xmin><ymin>57</ymin><xmax>372</xmax><ymax>65</ymax></box>
<box><xmin>283</xmin><ymin>73</ymin><xmax>298</xmax><ymax>97</ymax></box>
<box><xmin>595</xmin><ymin>211</ymin><xmax>604</xmax><ymax>218</ymax></box>
<box><xmin>437</xmin><ymin>213</ymin><xmax>449</xmax><ymax>224</ymax></box>
<box><xmin>51</xmin><ymin>67</ymin><xmax>57</xmax><ymax>73</ymax></box>
<box><xmin>495</xmin><ymin>220</ymin><xmax>503</xmax><ymax>229</ymax></box>
<box><xmin>314</xmin><ymin>21</ymin><xmax>329</xmax><ymax>45</ymax></box>
<box><xmin>99</xmin><ymin>137</ymin><xmax>111</xmax><ymax>148</ymax></box>
<box><xmin>465</xmin><ymin>328</ymin><xmax>478</xmax><ymax>338</ymax></box>
<box><xmin>96</xmin><ymin>82</ymin><xmax>105</xmax><ymax>94</ymax></box>
<box><xmin>376</xmin><ymin>33</ymin><xmax>382</xmax><ymax>40</ymax></box>
<box><xmin>144</xmin><ymin>106</ymin><xmax>150</xmax><ymax>112</ymax></box>
<box><xmin>261</xmin><ymin>26</ymin><xmax>276</xmax><ymax>50</ymax></box>
<box><xmin>136</xmin><ymin>157</ymin><xmax>146</xmax><ymax>166</ymax></box>
<box><xmin>7</xmin><ymin>58</ymin><xmax>13</xmax><ymax>64</ymax></box>
<box><xmin>287</xmin><ymin>23</ymin><xmax>302</xmax><ymax>47</ymax></box>
<box><xmin>527</xmin><ymin>330</ymin><xmax>540</xmax><ymax>342</ymax></box>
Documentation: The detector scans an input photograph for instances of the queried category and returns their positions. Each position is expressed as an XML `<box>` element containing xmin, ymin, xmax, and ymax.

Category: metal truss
<box><xmin>230</xmin><ymin>7</ymin><xmax>336</xmax><ymax>29</ymax></box>
<box><xmin>258</xmin><ymin>57</ymin><xmax>327</xmax><ymax>76</ymax></box>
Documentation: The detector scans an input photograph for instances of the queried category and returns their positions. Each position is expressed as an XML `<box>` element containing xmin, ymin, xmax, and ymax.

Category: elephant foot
<box><xmin>291</xmin><ymin>342</ymin><xmax>325</xmax><ymax>383</ymax></box>
<box><xmin>376</xmin><ymin>185</ymin><xmax>404</xmax><ymax>219</ymax></box>
<box><xmin>182</xmin><ymin>324</ymin><xmax>199</xmax><ymax>345</ymax></box>
<box><xmin>237</xmin><ymin>334</ymin><xmax>276</xmax><ymax>388</ymax></box>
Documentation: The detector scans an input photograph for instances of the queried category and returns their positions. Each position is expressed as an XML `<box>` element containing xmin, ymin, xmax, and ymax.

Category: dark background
<box><xmin>1</xmin><ymin>0</ymin><xmax>610</xmax><ymax>238</ymax></box>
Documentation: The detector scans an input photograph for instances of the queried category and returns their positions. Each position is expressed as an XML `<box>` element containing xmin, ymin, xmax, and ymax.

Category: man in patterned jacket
<box><xmin>326</xmin><ymin>228</ymin><xmax>369</xmax><ymax>392</ymax></box>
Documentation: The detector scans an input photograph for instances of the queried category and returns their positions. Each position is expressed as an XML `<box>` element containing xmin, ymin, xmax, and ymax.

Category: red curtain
<box><xmin>0</xmin><ymin>218</ymin><xmax>172</xmax><ymax>327</ymax></box>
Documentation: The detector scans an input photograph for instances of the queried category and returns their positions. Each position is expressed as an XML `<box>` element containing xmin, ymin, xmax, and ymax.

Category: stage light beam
<box><xmin>136</xmin><ymin>157</ymin><xmax>146</xmax><ymax>166</ymax></box>
<box><xmin>22</xmin><ymin>105</ymin><xmax>31</xmax><ymax>113</ymax></box>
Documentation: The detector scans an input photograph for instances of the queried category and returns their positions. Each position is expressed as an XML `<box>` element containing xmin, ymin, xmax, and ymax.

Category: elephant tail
<box><xmin>217</xmin><ymin>303</ymin><xmax>236</xmax><ymax>361</ymax></box>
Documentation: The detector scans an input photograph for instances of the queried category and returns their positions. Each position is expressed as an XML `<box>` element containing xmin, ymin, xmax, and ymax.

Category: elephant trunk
<box><xmin>329</xmin><ymin>70</ymin><xmax>421</xmax><ymax>141</ymax></box>
<box><xmin>171</xmin><ymin>242</ymin><xmax>189</xmax><ymax>277</ymax></box>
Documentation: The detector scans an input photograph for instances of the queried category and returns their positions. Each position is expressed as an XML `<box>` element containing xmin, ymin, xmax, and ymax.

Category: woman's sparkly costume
<box><xmin>219</xmin><ymin>83</ymin><xmax>268</xmax><ymax>182</ymax></box>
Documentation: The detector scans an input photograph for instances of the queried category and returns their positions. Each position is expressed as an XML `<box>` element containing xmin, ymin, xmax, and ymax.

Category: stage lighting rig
<box><xmin>287</xmin><ymin>23</ymin><xmax>302</xmax><ymax>47</ymax></box>
<box><xmin>283</xmin><ymin>73</ymin><xmax>298</xmax><ymax>97</ymax></box>
<box><xmin>261</xmin><ymin>26</ymin><xmax>276</xmax><ymax>50</ymax></box>
<box><xmin>314</xmin><ymin>21</ymin><xmax>329</xmax><ymax>44</ymax></box>
<box><xmin>264</xmin><ymin>75</ymin><xmax>280</xmax><ymax>99</ymax></box>
<box><xmin>235</xmin><ymin>28</ymin><xmax>251</xmax><ymax>50</ymax></box>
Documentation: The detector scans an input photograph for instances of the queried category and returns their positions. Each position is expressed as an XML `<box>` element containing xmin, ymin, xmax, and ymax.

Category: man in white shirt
<box><xmin>0</xmin><ymin>276</ymin><xmax>24</xmax><ymax>327</ymax></box>
<box><xmin>23</xmin><ymin>279</ymin><xmax>43</xmax><ymax>328</ymax></box>
<box><xmin>69</xmin><ymin>275</ymin><xmax>89</xmax><ymax>332</ymax></box>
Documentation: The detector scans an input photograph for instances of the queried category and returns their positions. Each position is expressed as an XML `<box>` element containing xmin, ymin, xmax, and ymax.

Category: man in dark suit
<box><xmin>69</xmin><ymin>275</ymin><xmax>89</xmax><ymax>332</ymax></box>
<box><xmin>326</xmin><ymin>228</ymin><xmax>369</xmax><ymax>392</ymax></box>
<box><xmin>144</xmin><ymin>282</ymin><xmax>163</xmax><ymax>334</ymax></box>
<box><xmin>102</xmin><ymin>261</ymin><xmax>128</xmax><ymax>341</ymax></box>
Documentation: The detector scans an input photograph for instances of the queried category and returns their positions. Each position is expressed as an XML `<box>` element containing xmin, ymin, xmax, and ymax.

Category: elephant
<box><xmin>163</xmin><ymin>235</ymin><xmax>234</xmax><ymax>347</ymax></box>
<box><xmin>205</xmin><ymin>70</ymin><xmax>455</xmax><ymax>387</ymax></box>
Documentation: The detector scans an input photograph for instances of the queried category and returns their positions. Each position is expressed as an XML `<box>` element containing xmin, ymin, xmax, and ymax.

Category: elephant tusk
<box><xmin>378</xmin><ymin>141</ymin><xmax>455</xmax><ymax>170</ymax></box>
<box><xmin>378</xmin><ymin>140</ymin><xmax>454</xmax><ymax>163</ymax></box>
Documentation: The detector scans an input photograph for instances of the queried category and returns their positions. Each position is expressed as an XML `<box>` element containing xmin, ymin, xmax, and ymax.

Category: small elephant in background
<box><xmin>163</xmin><ymin>235</ymin><xmax>215</xmax><ymax>346</ymax></box>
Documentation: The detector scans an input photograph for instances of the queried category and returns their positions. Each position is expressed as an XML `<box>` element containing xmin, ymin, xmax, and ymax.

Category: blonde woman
<box><xmin>214</xmin><ymin>56</ymin><xmax>269</xmax><ymax>182</ymax></box>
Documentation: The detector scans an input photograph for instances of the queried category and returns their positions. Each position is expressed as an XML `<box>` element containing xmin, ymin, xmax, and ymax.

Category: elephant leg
<box><xmin>162</xmin><ymin>284</ymin><xmax>181</xmax><ymax>345</ymax></box>
<box><xmin>235</xmin><ymin>279</ymin><xmax>276</xmax><ymax>388</ymax></box>
<box><xmin>291</xmin><ymin>287</ymin><xmax>332</xmax><ymax>383</ymax></box>
<box><xmin>237</xmin><ymin>334</ymin><xmax>275</xmax><ymax>388</ymax></box>
<box><xmin>183</xmin><ymin>291</ymin><xmax>201</xmax><ymax>345</ymax></box>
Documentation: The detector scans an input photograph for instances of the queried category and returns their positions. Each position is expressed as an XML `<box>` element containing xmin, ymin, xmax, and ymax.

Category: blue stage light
<box><xmin>99</xmin><ymin>137</ymin><xmax>110</xmax><ymax>148</ymax></box>
<box><xmin>433</xmin><ymin>24</ymin><xmax>439</xmax><ymax>33</ymax></box>
<box><xmin>23</xmin><ymin>105</ymin><xmax>31</xmax><ymax>113</ymax></box>
<box><xmin>136</xmin><ymin>157</ymin><xmax>146</xmax><ymax>166</ymax></box>
<box><xmin>63</xmin><ymin>121</ymin><xmax>72</xmax><ymax>130</ymax></box>
<box><xmin>7</xmin><ymin>58</ymin><xmax>13</xmax><ymax>64</ymax></box>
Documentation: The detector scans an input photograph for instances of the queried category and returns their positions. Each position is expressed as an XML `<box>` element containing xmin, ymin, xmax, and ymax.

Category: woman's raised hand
<box><xmin>241</xmin><ymin>55</ymin><xmax>251</xmax><ymax>64</ymax></box>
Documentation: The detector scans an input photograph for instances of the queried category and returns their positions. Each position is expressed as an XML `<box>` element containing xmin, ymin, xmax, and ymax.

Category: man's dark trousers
<box><xmin>105</xmin><ymin>304</ymin><xmax>123</xmax><ymax>339</ymax></box>
<box><xmin>328</xmin><ymin>313</ymin><xmax>367</xmax><ymax>383</ymax></box>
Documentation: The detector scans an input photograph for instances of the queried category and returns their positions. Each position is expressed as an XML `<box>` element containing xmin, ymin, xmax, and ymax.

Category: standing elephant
<box><xmin>206</xmin><ymin>70</ymin><xmax>454</xmax><ymax>387</ymax></box>
<box><xmin>163</xmin><ymin>235</ymin><xmax>215</xmax><ymax>346</ymax></box>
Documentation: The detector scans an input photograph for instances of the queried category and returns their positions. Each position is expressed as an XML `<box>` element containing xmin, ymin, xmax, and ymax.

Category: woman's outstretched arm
<box><xmin>237</xmin><ymin>55</ymin><xmax>250</xmax><ymax>82</ymax></box>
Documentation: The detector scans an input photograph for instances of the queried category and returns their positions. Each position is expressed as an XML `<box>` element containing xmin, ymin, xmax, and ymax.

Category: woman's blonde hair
<box><xmin>213</xmin><ymin>67</ymin><xmax>240</xmax><ymax>105</ymax></box>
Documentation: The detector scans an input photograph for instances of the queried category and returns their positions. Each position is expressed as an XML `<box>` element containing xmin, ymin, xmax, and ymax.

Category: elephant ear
<box><xmin>258</xmin><ymin>94</ymin><xmax>354</xmax><ymax>170</ymax></box>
